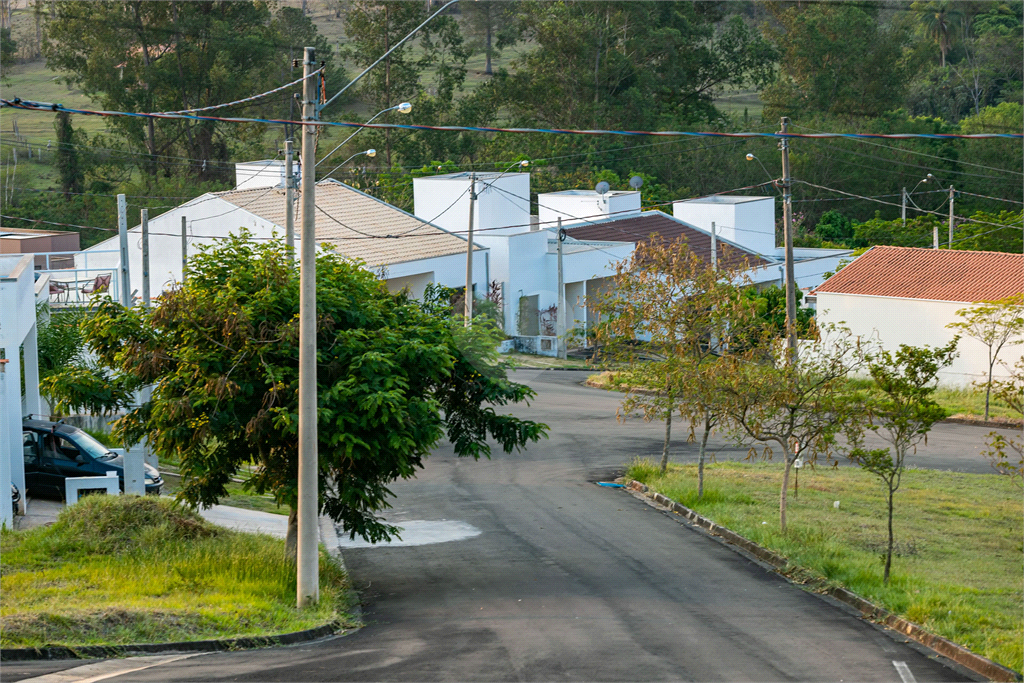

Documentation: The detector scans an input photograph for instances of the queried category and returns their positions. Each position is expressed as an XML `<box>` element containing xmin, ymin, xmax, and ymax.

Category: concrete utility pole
<box><xmin>779</xmin><ymin>117</ymin><xmax>798</xmax><ymax>362</ymax></box>
<box><xmin>141</xmin><ymin>209</ymin><xmax>150</xmax><ymax>308</ymax></box>
<box><xmin>556</xmin><ymin>218</ymin><xmax>566</xmax><ymax>360</ymax></box>
<box><xmin>710</xmin><ymin>221</ymin><xmax>717</xmax><ymax>271</ymax></box>
<box><xmin>901</xmin><ymin>187</ymin><xmax>907</xmax><ymax>228</ymax></box>
<box><xmin>297</xmin><ymin>46</ymin><xmax>320</xmax><ymax>609</ymax></box>
<box><xmin>181</xmin><ymin>216</ymin><xmax>188</xmax><ymax>282</ymax></box>
<box><xmin>285</xmin><ymin>138</ymin><xmax>296</xmax><ymax>257</ymax></box>
<box><xmin>464</xmin><ymin>172</ymin><xmax>477</xmax><ymax>326</ymax></box>
<box><xmin>117</xmin><ymin>194</ymin><xmax>131</xmax><ymax>307</ymax></box>
<box><xmin>948</xmin><ymin>185</ymin><xmax>955</xmax><ymax>248</ymax></box>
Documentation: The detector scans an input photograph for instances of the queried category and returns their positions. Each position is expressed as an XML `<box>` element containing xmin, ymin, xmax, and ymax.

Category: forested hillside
<box><xmin>1</xmin><ymin>0</ymin><xmax>1020</xmax><ymax>251</ymax></box>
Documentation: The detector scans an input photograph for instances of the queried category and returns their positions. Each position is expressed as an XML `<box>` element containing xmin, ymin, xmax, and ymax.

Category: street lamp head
<box><xmin>746</xmin><ymin>153</ymin><xmax>756</xmax><ymax>161</ymax></box>
<box><xmin>397</xmin><ymin>102</ymin><xmax>412</xmax><ymax>114</ymax></box>
<box><xmin>925</xmin><ymin>173</ymin><xmax>935</xmax><ymax>182</ymax></box>
<box><xmin>519</xmin><ymin>160</ymin><xmax>529</xmax><ymax>168</ymax></box>
<box><xmin>365</xmin><ymin>149</ymin><xmax>377</xmax><ymax>158</ymax></box>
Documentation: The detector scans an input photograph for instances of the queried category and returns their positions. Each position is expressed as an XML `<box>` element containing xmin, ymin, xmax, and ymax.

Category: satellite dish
<box><xmin>595</xmin><ymin>181</ymin><xmax>611</xmax><ymax>195</ymax></box>
<box><xmin>629</xmin><ymin>175</ymin><xmax>643</xmax><ymax>190</ymax></box>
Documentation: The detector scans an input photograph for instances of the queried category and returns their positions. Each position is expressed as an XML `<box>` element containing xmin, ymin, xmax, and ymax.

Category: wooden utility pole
<box><xmin>285</xmin><ymin>138</ymin><xmax>296</xmax><ymax>257</ymax></box>
<box><xmin>141</xmin><ymin>209</ymin><xmax>150</xmax><ymax>308</ymax></box>
<box><xmin>297</xmin><ymin>47</ymin><xmax>320</xmax><ymax>608</ymax></box>
<box><xmin>779</xmin><ymin>117</ymin><xmax>797</xmax><ymax>361</ymax></box>
<box><xmin>464</xmin><ymin>172</ymin><xmax>477</xmax><ymax>325</ymax></box>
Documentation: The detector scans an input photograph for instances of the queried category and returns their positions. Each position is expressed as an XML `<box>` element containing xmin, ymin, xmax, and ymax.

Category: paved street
<box><xmin>9</xmin><ymin>369</ymin><xmax>998</xmax><ymax>682</ymax></box>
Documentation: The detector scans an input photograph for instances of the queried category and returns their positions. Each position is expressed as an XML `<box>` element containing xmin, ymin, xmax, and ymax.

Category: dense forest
<box><xmin>1</xmin><ymin>0</ymin><xmax>1020</xmax><ymax>251</ymax></box>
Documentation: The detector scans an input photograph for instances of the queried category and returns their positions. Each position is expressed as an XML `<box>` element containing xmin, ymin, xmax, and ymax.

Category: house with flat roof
<box><xmin>813</xmin><ymin>246</ymin><xmax>1024</xmax><ymax>385</ymax></box>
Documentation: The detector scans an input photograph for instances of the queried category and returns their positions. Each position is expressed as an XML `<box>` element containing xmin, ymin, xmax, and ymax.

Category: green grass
<box><xmin>160</xmin><ymin>469</ymin><xmax>288</xmax><ymax>517</ymax></box>
<box><xmin>626</xmin><ymin>459</ymin><xmax>1024</xmax><ymax>674</ymax></box>
<box><xmin>506</xmin><ymin>351</ymin><xmax>593</xmax><ymax>370</ymax></box>
<box><xmin>0</xmin><ymin>496</ymin><xmax>352</xmax><ymax>648</ymax></box>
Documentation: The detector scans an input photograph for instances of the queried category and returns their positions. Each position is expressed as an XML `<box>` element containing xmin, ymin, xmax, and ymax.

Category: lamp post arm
<box><xmin>316</xmin><ymin>106</ymin><xmax>393</xmax><ymax>169</ymax></box>
<box><xmin>323</xmin><ymin>151</ymin><xmax>373</xmax><ymax>179</ymax></box>
<box><xmin>318</xmin><ymin>0</ymin><xmax>460</xmax><ymax>114</ymax></box>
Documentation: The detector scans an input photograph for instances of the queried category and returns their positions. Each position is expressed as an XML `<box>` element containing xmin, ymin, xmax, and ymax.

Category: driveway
<box><xmin>8</xmin><ymin>370</ymin><xmax>989</xmax><ymax>682</ymax></box>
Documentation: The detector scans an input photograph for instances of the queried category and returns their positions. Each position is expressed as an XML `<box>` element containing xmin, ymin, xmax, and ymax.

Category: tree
<box><xmin>982</xmin><ymin>358</ymin><xmax>1024</xmax><ymax>487</ymax></box>
<box><xmin>947</xmin><ymin>295</ymin><xmax>1024</xmax><ymax>421</ymax></box>
<box><xmin>849</xmin><ymin>341</ymin><xmax>958</xmax><ymax>584</ymax></box>
<box><xmin>717</xmin><ymin>327</ymin><xmax>868</xmax><ymax>532</ymax></box>
<box><xmin>915</xmin><ymin>1</ymin><xmax>964</xmax><ymax>68</ymax></box>
<box><xmin>0</xmin><ymin>27</ymin><xmax>15</xmax><ymax>81</ymax></box>
<box><xmin>68</xmin><ymin>235</ymin><xmax>546</xmax><ymax>551</ymax></box>
<box><xmin>54</xmin><ymin>111</ymin><xmax>83</xmax><ymax>198</ymax></box>
<box><xmin>460</xmin><ymin>1</ymin><xmax>520</xmax><ymax>76</ymax></box>
<box><xmin>595</xmin><ymin>236</ymin><xmax>752</xmax><ymax>493</ymax></box>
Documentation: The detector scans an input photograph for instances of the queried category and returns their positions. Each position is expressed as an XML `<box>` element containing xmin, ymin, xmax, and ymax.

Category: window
<box><xmin>23</xmin><ymin>432</ymin><xmax>39</xmax><ymax>464</ymax></box>
<box><xmin>42</xmin><ymin>434</ymin><xmax>79</xmax><ymax>461</ymax></box>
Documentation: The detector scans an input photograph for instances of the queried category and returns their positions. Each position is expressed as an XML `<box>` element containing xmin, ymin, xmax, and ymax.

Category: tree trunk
<box><xmin>986</xmin><ymin>350</ymin><xmax>994</xmax><ymax>421</ymax></box>
<box><xmin>779</xmin><ymin>449</ymin><xmax>794</xmax><ymax>533</ymax></box>
<box><xmin>884</xmin><ymin>485</ymin><xmax>894</xmax><ymax>584</ymax></box>
<box><xmin>697</xmin><ymin>410</ymin><xmax>711</xmax><ymax>499</ymax></box>
<box><xmin>286</xmin><ymin>506</ymin><xmax>298</xmax><ymax>560</ymax></box>
<box><xmin>485</xmin><ymin>22</ymin><xmax>492</xmax><ymax>76</ymax></box>
<box><xmin>660</xmin><ymin>405</ymin><xmax>672</xmax><ymax>474</ymax></box>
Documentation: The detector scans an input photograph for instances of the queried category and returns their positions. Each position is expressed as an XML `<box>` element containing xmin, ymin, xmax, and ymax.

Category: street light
<box><xmin>322</xmin><ymin>149</ymin><xmax>376</xmax><ymax>178</ymax></box>
<box><xmin>316</xmin><ymin>103</ymin><xmax>410</xmax><ymax>173</ymax></box>
<box><xmin>745</xmin><ymin>152</ymin><xmax>781</xmax><ymax>194</ymax></box>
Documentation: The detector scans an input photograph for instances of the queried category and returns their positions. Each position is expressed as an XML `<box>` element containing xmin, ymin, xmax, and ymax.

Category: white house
<box><xmin>80</xmin><ymin>178</ymin><xmax>486</xmax><ymax>301</ymax></box>
<box><xmin>813</xmin><ymin>246</ymin><xmax>1024</xmax><ymax>385</ymax></box>
<box><xmin>1</xmin><ymin>254</ymin><xmax>47</xmax><ymax>526</ymax></box>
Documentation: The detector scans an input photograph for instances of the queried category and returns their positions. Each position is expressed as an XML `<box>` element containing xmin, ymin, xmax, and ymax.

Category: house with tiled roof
<box><xmin>79</xmin><ymin>178</ymin><xmax>484</xmax><ymax>301</ymax></box>
<box><xmin>813</xmin><ymin>246</ymin><xmax>1024</xmax><ymax>384</ymax></box>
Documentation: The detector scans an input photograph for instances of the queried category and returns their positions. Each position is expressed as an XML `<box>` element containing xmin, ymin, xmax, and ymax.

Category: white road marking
<box><xmin>893</xmin><ymin>660</ymin><xmax>917</xmax><ymax>683</ymax></box>
<box><xmin>18</xmin><ymin>653</ymin><xmax>206</xmax><ymax>683</ymax></box>
<box><xmin>326</xmin><ymin>519</ymin><xmax>482</xmax><ymax>549</ymax></box>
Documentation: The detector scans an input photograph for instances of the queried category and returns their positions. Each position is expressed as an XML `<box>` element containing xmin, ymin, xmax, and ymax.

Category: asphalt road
<box><xmin>9</xmin><ymin>370</ymin><xmax>1000</xmax><ymax>682</ymax></box>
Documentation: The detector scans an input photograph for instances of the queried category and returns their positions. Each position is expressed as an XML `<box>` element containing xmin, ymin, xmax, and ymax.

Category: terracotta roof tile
<box><xmin>216</xmin><ymin>180</ymin><xmax>473</xmax><ymax>267</ymax></box>
<box><xmin>563</xmin><ymin>211</ymin><xmax>774</xmax><ymax>270</ymax></box>
<box><xmin>813</xmin><ymin>246</ymin><xmax>1023</xmax><ymax>302</ymax></box>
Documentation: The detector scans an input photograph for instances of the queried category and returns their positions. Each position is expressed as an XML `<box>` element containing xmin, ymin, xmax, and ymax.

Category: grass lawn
<box><xmin>505</xmin><ymin>351</ymin><xmax>594</xmax><ymax>370</ymax></box>
<box><xmin>159</xmin><ymin>468</ymin><xmax>288</xmax><ymax>517</ymax></box>
<box><xmin>0</xmin><ymin>496</ymin><xmax>353</xmax><ymax>649</ymax></box>
<box><xmin>627</xmin><ymin>459</ymin><xmax>1023</xmax><ymax>673</ymax></box>
<box><xmin>589</xmin><ymin>371</ymin><xmax>1023</xmax><ymax>423</ymax></box>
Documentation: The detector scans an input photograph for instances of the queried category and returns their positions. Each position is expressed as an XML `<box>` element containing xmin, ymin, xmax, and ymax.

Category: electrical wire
<box><xmin>156</xmin><ymin>68</ymin><xmax>322</xmax><ymax>116</ymax></box>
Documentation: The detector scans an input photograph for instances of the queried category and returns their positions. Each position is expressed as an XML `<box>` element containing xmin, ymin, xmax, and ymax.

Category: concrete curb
<box><xmin>943</xmin><ymin>416</ymin><xmax>1023</xmax><ymax>429</ymax></box>
<box><xmin>0</xmin><ymin>622</ymin><xmax>343</xmax><ymax>662</ymax></box>
<box><xmin>623</xmin><ymin>480</ymin><xmax>1022</xmax><ymax>683</ymax></box>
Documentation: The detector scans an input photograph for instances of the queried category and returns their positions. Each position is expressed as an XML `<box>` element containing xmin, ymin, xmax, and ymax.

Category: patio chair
<box><xmin>80</xmin><ymin>273</ymin><xmax>111</xmax><ymax>296</ymax></box>
<box><xmin>49</xmin><ymin>280</ymin><xmax>70</xmax><ymax>303</ymax></box>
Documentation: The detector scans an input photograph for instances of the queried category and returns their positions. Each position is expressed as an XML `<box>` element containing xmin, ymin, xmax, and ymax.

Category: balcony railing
<box><xmin>36</xmin><ymin>250</ymin><xmax>121</xmax><ymax>307</ymax></box>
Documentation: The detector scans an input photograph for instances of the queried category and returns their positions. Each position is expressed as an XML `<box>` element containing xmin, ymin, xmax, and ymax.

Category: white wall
<box><xmin>538</xmin><ymin>191</ymin><xmax>641</xmax><ymax>230</ymax></box>
<box><xmin>413</xmin><ymin>173</ymin><xmax>531</xmax><ymax>236</ymax></box>
<box><xmin>816</xmin><ymin>292</ymin><xmax>1024</xmax><ymax>386</ymax></box>
<box><xmin>80</xmin><ymin>196</ymin><xmax>283</xmax><ymax>299</ymax></box>
<box><xmin>382</xmin><ymin>250</ymin><xmax>487</xmax><ymax>300</ymax></box>
<box><xmin>234</xmin><ymin>160</ymin><xmax>301</xmax><ymax>190</ymax></box>
<box><xmin>674</xmin><ymin>196</ymin><xmax>776</xmax><ymax>256</ymax></box>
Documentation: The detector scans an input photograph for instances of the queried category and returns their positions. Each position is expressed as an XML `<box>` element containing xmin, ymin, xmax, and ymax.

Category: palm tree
<box><xmin>919</xmin><ymin>1</ymin><xmax>963</xmax><ymax>67</ymax></box>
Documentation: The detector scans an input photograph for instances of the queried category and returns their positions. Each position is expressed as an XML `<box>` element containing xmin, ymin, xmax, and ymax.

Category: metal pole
<box><xmin>297</xmin><ymin>46</ymin><xmax>320</xmax><ymax>609</ymax></box>
<box><xmin>948</xmin><ymin>185</ymin><xmax>955</xmax><ymax>248</ymax></box>
<box><xmin>901</xmin><ymin>187</ymin><xmax>907</xmax><ymax>228</ymax></box>
<box><xmin>181</xmin><ymin>216</ymin><xmax>188</xmax><ymax>282</ymax></box>
<box><xmin>710</xmin><ymin>221</ymin><xmax>717</xmax><ymax>271</ymax></box>
<box><xmin>141</xmin><ymin>208</ymin><xmax>150</xmax><ymax>308</ymax></box>
<box><xmin>933</xmin><ymin>214</ymin><xmax>939</xmax><ymax>249</ymax></box>
<box><xmin>464</xmin><ymin>172</ymin><xmax>476</xmax><ymax>326</ymax></box>
<box><xmin>556</xmin><ymin>218</ymin><xmax>566</xmax><ymax>360</ymax></box>
<box><xmin>285</xmin><ymin>138</ymin><xmax>295</xmax><ymax>257</ymax></box>
<box><xmin>779</xmin><ymin>117</ymin><xmax>797</xmax><ymax>362</ymax></box>
<box><xmin>117</xmin><ymin>194</ymin><xmax>131</xmax><ymax>307</ymax></box>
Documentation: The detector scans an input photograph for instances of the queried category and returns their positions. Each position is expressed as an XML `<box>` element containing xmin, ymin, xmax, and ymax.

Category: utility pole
<box><xmin>948</xmin><ymin>185</ymin><xmax>955</xmax><ymax>248</ymax></box>
<box><xmin>710</xmin><ymin>221</ymin><xmax>717</xmax><ymax>271</ymax></box>
<box><xmin>464</xmin><ymin>172</ymin><xmax>477</xmax><ymax>326</ymax></box>
<box><xmin>779</xmin><ymin>117</ymin><xmax>797</xmax><ymax>362</ymax></box>
<box><xmin>297</xmin><ymin>46</ymin><xmax>320</xmax><ymax>609</ymax></box>
<box><xmin>556</xmin><ymin>218</ymin><xmax>566</xmax><ymax>360</ymax></box>
<box><xmin>117</xmin><ymin>194</ymin><xmax>130</xmax><ymax>307</ymax></box>
<box><xmin>181</xmin><ymin>216</ymin><xmax>188</xmax><ymax>282</ymax></box>
<box><xmin>141</xmin><ymin>209</ymin><xmax>150</xmax><ymax>308</ymax></box>
<box><xmin>901</xmin><ymin>187</ymin><xmax>907</xmax><ymax>228</ymax></box>
<box><xmin>285</xmin><ymin>138</ymin><xmax>295</xmax><ymax>257</ymax></box>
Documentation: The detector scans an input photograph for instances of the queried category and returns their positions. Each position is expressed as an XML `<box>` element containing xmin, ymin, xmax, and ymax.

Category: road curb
<box><xmin>623</xmin><ymin>480</ymin><xmax>1022</xmax><ymax>683</ymax></box>
<box><xmin>943</xmin><ymin>415</ymin><xmax>1023</xmax><ymax>429</ymax></box>
<box><xmin>0</xmin><ymin>622</ymin><xmax>344</xmax><ymax>662</ymax></box>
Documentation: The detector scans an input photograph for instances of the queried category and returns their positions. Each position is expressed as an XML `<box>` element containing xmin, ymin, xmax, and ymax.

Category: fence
<box><xmin>36</xmin><ymin>250</ymin><xmax>120</xmax><ymax>307</ymax></box>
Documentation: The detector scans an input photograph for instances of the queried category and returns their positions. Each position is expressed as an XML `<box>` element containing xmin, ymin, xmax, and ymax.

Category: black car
<box><xmin>11</xmin><ymin>482</ymin><xmax>20</xmax><ymax>510</ymax></box>
<box><xmin>22</xmin><ymin>419</ymin><xmax>162</xmax><ymax>500</ymax></box>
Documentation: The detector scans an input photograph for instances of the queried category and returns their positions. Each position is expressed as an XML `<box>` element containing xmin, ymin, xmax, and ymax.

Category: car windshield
<box><xmin>68</xmin><ymin>429</ymin><xmax>116</xmax><ymax>460</ymax></box>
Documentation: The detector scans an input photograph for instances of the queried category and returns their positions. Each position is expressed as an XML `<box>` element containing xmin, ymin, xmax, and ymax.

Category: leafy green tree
<box><xmin>460</xmin><ymin>1</ymin><xmax>520</xmax><ymax>76</ymax></box>
<box><xmin>54</xmin><ymin>111</ymin><xmax>84</xmax><ymax>198</ymax></box>
<box><xmin>742</xmin><ymin>286</ymin><xmax>815</xmax><ymax>340</ymax></box>
<box><xmin>762</xmin><ymin>3</ymin><xmax>914</xmax><ymax>118</ymax></box>
<box><xmin>947</xmin><ymin>295</ymin><xmax>1024</xmax><ymax>421</ymax></box>
<box><xmin>982</xmin><ymin>358</ymin><xmax>1024</xmax><ymax>487</ymax></box>
<box><xmin>487</xmin><ymin>1</ymin><xmax>775</xmax><ymax>130</ymax></box>
<box><xmin>0</xmin><ymin>27</ymin><xmax>15</xmax><ymax>80</ymax></box>
<box><xmin>849</xmin><ymin>341</ymin><xmax>958</xmax><ymax>583</ymax></box>
<box><xmin>71</xmin><ymin>235</ymin><xmax>546</xmax><ymax>550</ymax></box>
<box><xmin>814</xmin><ymin>210</ymin><xmax>853</xmax><ymax>243</ymax></box>
<box><xmin>914</xmin><ymin>1</ymin><xmax>964</xmax><ymax>68</ymax></box>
